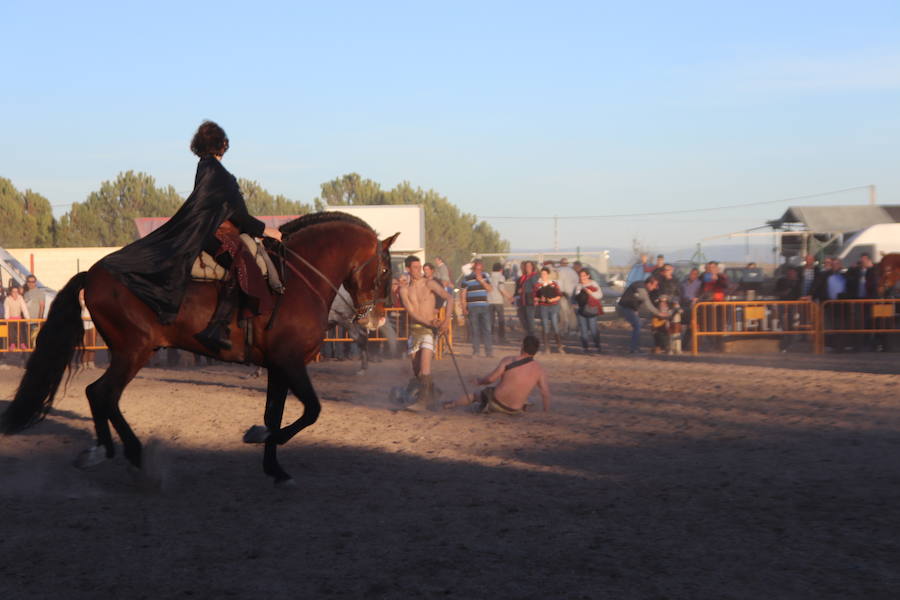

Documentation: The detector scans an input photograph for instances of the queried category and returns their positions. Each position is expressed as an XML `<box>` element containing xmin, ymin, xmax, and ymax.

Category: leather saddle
<box><xmin>191</xmin><ymin>234</ymin><xmax>283</xmax><ymax>294</ymax></box>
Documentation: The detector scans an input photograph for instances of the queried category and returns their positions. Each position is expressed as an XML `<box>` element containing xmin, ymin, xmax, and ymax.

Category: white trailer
<box><xmin>837</xmin><ymin>223</ymin><xmax>900</xmax><ymax>265</ymax></box>
<box><xmin>324</xmin><ymin>204</ymin><xmax>425</xmax><ymax>263</ymax></box>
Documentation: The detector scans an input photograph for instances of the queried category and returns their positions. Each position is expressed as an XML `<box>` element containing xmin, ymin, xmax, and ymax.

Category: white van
<box><xmin>838</xmin><ymin>223</ymin><xmax>900</xmax><ymax>266</ymax></box>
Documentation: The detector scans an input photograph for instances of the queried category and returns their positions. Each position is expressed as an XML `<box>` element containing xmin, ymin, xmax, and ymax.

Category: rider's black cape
<box><xmin>100</xmin><ymin>157</ymin><xmax>265</xmax><ymax>324</ymax></box>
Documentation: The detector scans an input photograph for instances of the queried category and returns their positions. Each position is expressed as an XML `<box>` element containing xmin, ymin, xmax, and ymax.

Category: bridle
<box><xmin>276</xmin><ymin>238</ymin><xmax>389</xmax><ymax>323</ymax></box>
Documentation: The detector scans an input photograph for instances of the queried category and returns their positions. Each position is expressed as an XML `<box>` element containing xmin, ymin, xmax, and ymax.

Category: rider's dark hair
<box><xmin>190</xmin><ymin>120</ymin><xmax>229</xmax><ymax>158</ymax></box>
<box><xmin>522</xmin><ymin>335</ymin><xmax>540</xmax><ymax>356</ymax></box>
<box><xmin>405</xmin><ymin>255</ymin><xmax>421</xmax><ymax>268</ymax></box>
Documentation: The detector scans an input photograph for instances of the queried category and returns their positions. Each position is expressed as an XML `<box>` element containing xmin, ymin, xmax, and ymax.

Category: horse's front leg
<box><xmin>273</xmin><ymin>362</ymin><xmax>322</xmax><ymax>445</ymax></box>
<box><xmin>244</xmin><ymin>364</ymin><xmax>321</xmax><ymax>487</ymax></box>
<box><xmin>248</xmin><ymin>367</ymin><xmax>293</xmax><ymax>486</ymax></box>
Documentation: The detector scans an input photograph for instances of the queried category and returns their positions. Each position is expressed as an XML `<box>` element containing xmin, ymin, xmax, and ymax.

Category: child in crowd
<box><xmin>651</xmin><ymin>296</ymin><xmax>671</xmax><ymax>354</ymax></box>
<box><xmin>668</xmin><ymin>299</ymin><xmax>684</xmax><ymax>355</ymax></box>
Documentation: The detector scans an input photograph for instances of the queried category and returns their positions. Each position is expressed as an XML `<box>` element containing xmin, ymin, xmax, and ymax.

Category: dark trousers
<box><xmin>489</xmin><ymin>303</ymin><xmax>506</xmax><ymax>342</ymax></box>
<box><xmin>517</xmin><ymin>305</ymin><xmax>536</xmax><ymax>337</ymax></box>
<box><xmin>468</xmin><ymin>305</ymin><xmax>493</xmax><ymax>356</ymax></box>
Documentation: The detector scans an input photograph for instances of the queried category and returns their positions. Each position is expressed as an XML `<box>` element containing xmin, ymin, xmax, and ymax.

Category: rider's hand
<box><xmin>263</xmin><ymin>227</ymin><xmax>283</xmax><ymax>242</ymax></box>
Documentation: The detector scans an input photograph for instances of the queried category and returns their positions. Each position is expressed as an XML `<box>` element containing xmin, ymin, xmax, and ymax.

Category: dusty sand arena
<box><xmin>1</xmin><ymin>343</ymin><xmax>899</xmax><ymax>599</ymax></box>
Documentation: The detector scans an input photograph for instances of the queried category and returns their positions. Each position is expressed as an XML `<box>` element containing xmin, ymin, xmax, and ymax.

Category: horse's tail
<box><xmin>1</xmin><ymin>272</ymin><xmax>88</xmax><ymax>434</ymax></box>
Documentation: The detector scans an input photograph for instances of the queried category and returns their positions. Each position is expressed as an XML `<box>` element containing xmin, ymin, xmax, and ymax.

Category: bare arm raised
<box><xmin>477</xmin><ymin>357</ymin><xmax>513</xmax><ymax>386</ymax></box>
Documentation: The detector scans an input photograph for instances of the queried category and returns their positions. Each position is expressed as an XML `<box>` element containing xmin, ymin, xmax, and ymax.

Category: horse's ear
<box><xmin>381</xmin><ymin>232</ymin><xmax>401</xmax><ymax>251</ymax></box>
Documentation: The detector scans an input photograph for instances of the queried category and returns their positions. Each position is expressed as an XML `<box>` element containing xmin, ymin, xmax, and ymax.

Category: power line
<box><xmin>477</xmin><ymin>185</ymin><xmax>873</xmax><ymax>220</ymax></box>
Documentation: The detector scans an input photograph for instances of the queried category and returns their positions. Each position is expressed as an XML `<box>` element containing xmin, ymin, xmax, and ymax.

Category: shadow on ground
<box><xmin>1</xmin><ymin>413</ymin><xmax>898</xmax><ymax>599</ymax></box>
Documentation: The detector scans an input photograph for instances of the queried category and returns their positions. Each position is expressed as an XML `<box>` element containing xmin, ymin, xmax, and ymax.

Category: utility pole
<box><xmin>554</xmin><ymin>215</ymin><xmax>559</xmax><ymax>251</ymax></box>
<box><xmin>869</xmin><ymin>184</ymin><xmax>877</xmax><ymax>205</ymax></box>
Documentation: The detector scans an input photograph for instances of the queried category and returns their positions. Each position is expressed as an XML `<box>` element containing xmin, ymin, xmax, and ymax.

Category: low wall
<box><xmin>6</xmin><ymin>247</ymin><xmax>121</xmax><ymax>291</ymax></box>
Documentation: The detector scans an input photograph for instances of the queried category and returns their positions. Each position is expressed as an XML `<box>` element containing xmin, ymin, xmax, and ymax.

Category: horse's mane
<box><xmin>280</xmin><ymin>211</ymin><xmax>374</xmax><ymax>237</ymax></box>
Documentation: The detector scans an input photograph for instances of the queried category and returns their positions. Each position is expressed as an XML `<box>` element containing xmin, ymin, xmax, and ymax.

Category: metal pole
<box><xmin>554</xmin><ymin>215</ymin><xmax>559</xmax><ymax>251</ymax></box>
<box><xmin>441</xmin><ymin>332</ymin><xmax>470</xmax><ymax>399</ymax></box>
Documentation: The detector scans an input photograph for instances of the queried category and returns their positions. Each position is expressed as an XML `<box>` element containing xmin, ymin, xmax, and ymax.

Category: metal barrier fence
<box><xmin>320</xmin><ymin>307</ymin><xmax>452</xmax><ymax>360</ymax></box>
<box><xmin>691</xmin><ymin>301</ymin><xmax>819</xmax><ymax>355</ymax></box>
<box><xmin>0</xmin><ymin>307</ymin><xmax>453</xmax><ymax>360</ymax></box>
<box><xmin>816</xmin><ymin>299</ymin><xmax>900</xmax><ymax>354</ymax></box>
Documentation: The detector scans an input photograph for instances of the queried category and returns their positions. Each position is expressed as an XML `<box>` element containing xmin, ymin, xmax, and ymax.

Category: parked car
<box><xmin>724</xmin><ymin>266</ymin><xmax>774</xmax><ymax>297</ymax></box>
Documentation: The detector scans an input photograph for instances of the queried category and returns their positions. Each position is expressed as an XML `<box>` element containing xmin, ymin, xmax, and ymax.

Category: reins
<box><xmin>269</xmin><ymin>236</ymin><xmax>385</xmax><ymax>325</ymax></box>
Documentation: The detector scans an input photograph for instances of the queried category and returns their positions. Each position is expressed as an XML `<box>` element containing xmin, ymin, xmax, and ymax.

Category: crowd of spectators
<box><xmin>1</xmin><ymin>250</ymin><xmax>893</xmax><ymax>363</ymax></box>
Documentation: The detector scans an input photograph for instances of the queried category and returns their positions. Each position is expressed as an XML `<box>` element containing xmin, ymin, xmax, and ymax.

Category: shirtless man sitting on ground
<box><xmin>444</xmin><ymin>335</ymin><xmax>551</xmax><ymax>414</ymax></box>
<box><xmin>399</xmin><ymin>255</ymin><xmax>453</xmax><ymax>410</ymax></box>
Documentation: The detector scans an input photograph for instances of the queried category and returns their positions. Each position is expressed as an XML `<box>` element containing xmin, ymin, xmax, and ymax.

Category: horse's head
<box><xmin>344</xmin><ymin>232</ymin><xmax>400</xmax><ymax>331</ymax></box>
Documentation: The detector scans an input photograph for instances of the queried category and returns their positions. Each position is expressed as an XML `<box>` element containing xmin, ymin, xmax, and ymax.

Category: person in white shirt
<box><xmin>3</xmin><ymin>283</ymin><xmax>30</xmax><ymax>350</ymax></box>
<box><xmin>556</xmin><ymin>258</ymin><xmax>579</xmax><ymax>299</ymax></box>
<box><xmin>487</xmin><ymin>262</ymin><xmax>512</xmax><ymax>344</ymax></box>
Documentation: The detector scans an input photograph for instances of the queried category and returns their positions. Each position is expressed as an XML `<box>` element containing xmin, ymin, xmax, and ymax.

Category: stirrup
<box><xmin>195</xmin><ymin>322</ymin><xmax>232</xmax><ymax>352</ymax></box>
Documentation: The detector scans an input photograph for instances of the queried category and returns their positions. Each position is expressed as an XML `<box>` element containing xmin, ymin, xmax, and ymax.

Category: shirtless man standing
<box><xmin>444</xmin><ymin>335</ymin><xmax>551</xmax><ymax>414</ymax></box>
<box><xmin>399</xmin><ymin>255</ymin><xmax>454</xmax><ymax>410</ymax></box>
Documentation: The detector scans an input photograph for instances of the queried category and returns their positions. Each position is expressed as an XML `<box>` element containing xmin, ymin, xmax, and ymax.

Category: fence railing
<box><xmin>691</xmin><ymin>300</ymin><xmax>819</xmax><ymax>355</ymax></box>
<box><xmin>816</xmin><ymin>299</ymin><xmax>900</xmax><ymax>354</ymax></box>
<box><xmin>0</xmin><ymin>308</ymin><xmax>454</xmax><ymax>360</ymax></box>
<box><xmin>320</xmin><ymin>307</ymin><xmax>452</xmax><ymax>359</ymax></box>
<box><xmin>3</xmin><ymin>300</ymin><xmax>893</xmax><ymax>358</ymax></box>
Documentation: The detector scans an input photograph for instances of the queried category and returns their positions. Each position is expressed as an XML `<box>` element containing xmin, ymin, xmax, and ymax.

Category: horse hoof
<box><xmin>243</xmin><ymin>425</ymin><xmax>270</xmax><ymax>444</ymax></box>
<box><xmin>274</xmin><ymin>477</ymin><xmax>297</xmax><ymax>490</ymax></box>
<box><xmin>73</xmin><ymin>446</ymin><xmax>109</xmax><ymax>470</ymax></box>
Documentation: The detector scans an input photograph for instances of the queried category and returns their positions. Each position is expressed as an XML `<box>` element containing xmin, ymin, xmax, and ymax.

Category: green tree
<box><xmin>56</xmin><ymin>171</ymin><xmax>183</xmax><ymax>246</ymax></box>
<box><xmin>313</xmin><ymin>173</ymin><xmax>387</xmax><ymax>211</ymax></box>
<box><xmin>239</xmin><ymin>179</ymin><xmax>312</xmax><ymax>216</ymax></box>
<box><xmin>0</xmin><ymin>177</ymin><xmax>56</xmax><ymax>247</ymax></box>
<box><xmin>316</xmin><ymin>173</ymin><xmax>509</xmax><ymax>274</ymax></box>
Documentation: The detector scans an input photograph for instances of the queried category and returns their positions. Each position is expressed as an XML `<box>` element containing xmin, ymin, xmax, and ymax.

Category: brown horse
<box><xmin>877</xmin><ymin>253</ymin><xmax>900</xmax><ymax>297</ymax></box>
<box><xmin>1</xmin><ymin>212</ymin><xmax>398</xmax><ymax>487</ymax></box>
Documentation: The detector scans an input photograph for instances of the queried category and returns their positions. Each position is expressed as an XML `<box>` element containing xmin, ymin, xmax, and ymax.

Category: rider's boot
<box><xmin>195</xmin><ymin>279</ymin><xmax>238</xmax><ymax>352</ymax></box>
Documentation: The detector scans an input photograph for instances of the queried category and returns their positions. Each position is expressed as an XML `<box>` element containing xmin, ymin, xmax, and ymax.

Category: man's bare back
<box><xmin>446</xmin><ymin>336</ymin><xmax>551</xmax><ymax>413</ymax></box>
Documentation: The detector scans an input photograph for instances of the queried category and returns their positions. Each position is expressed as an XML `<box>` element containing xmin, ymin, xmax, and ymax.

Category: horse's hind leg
<box><xmin>83</xmin><ymin>348</ymin><xmax>152</xmax><ymax>469</ymax></box>
<box><xmin>85</xmin><ymin>375</ymin><xmax>115</xmax><ymax>459</ymax></box>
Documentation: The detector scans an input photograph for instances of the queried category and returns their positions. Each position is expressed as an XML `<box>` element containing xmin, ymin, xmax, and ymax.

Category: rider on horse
<box><xmin>100</xmin><ymin>121</ymin><xmax>283</xmax><ymax>352</ymax></box>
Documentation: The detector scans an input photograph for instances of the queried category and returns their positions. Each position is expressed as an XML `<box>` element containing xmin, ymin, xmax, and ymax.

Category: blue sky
<box><xmin>3</xmin><ymin>1</ymin><xmax>899</xmax><ymax>252</ymax></box>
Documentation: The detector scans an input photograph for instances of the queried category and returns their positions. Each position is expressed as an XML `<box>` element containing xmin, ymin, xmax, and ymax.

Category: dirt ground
<box><xmin>1</xmin><ymin>333</ymin><xmax>899</xmax><ymax>599</ymax></box>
